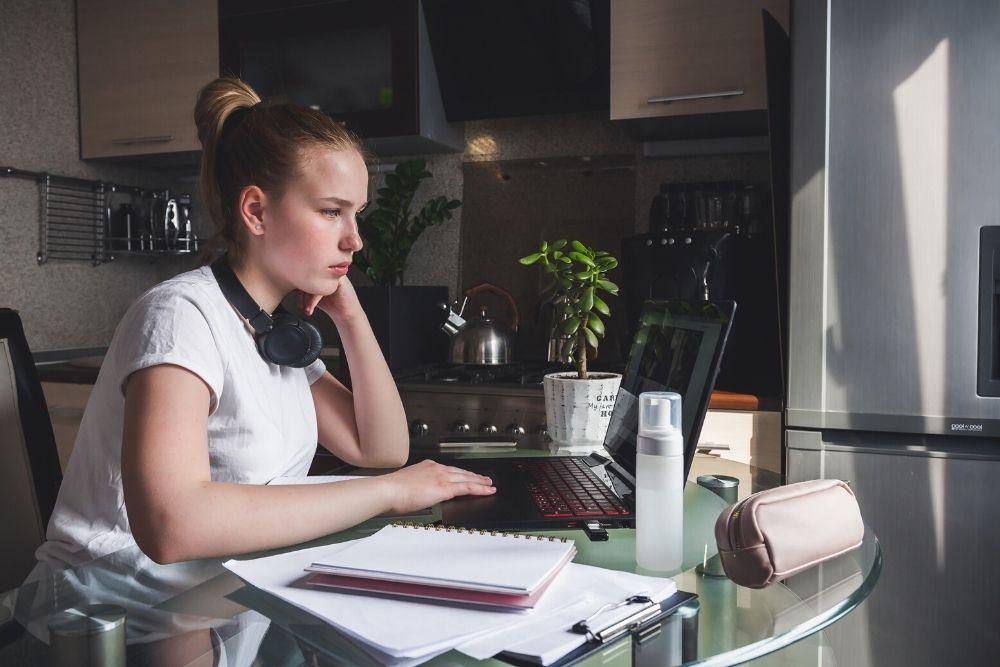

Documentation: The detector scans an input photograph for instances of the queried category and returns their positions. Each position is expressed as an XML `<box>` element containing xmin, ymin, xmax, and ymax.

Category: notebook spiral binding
<box><xmin>390</xmin><ymin>521</ymin><xmax>569</xmax><ymax>543</ymax></box>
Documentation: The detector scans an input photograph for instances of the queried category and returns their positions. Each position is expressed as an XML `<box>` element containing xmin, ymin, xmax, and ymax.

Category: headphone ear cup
<box><xmin>296</xmin><ymin>317</ymin><xmax>324</xmax><ymax>368</ymax></box>
<box><xmin>257</xmin><ymin>313</ymin><xmax>323</xmax><ymax>368</ymax></box>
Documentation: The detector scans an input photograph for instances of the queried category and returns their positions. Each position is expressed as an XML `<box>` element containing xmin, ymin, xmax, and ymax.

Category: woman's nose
<box><xmin>340</xmin><ymin>221</ymin><xmax>363</xmax><ymax>252</ymax></box>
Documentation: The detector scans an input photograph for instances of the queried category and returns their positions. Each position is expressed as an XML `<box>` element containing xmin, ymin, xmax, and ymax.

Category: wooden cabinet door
<box><xmin>41</xmin><ymin>382</ymin><xmax>93</xmax><ymax>472</ymax></box>
<box><xmin>611</xmin><ymin>0</ymin><xmax>788</xmax><ymax>121</ymax></box>
<box><xmin>77</xmin><ymin>0</ymin><xmax>218</xmax><ymax>159</ymax></box>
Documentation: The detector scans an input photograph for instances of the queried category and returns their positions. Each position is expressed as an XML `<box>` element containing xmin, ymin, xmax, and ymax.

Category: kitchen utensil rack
<box><xmin>1</xmin><ymin>166</ymin><xmax>199</xmax><ymax>266</ymax></box>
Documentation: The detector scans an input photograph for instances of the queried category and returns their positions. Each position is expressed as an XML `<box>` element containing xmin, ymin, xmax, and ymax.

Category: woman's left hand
<box><xmin>299</xmin><ymin>276</ymin><xmax>363</xmax><ymax>323</ymax></box>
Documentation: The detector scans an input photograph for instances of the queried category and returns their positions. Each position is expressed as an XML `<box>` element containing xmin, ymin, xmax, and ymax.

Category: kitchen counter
<box><xmin>34</xmin><ymin>348</ymin><xmax>342</xmax><ymax>385</ymax></box>
<box><xmin>35</xmin><ymin>356</ymin><xmax>103</xmax><ymax>384</ymax></box>
<box><xmin>35</xmin><ymin>349</ymin><xmax>778</xmax><ymax>410</ymax></box>
<box><xmin>33</xmin><ymin>347</ymin><xmax>107</xmax><ymax>384</ymax></box>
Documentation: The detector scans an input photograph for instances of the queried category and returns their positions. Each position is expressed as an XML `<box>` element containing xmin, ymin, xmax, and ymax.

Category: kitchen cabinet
<box><xmin>40</xmin><ymin>382</ymin><xmax>93</xmax><ymax>471</ymax></box>
<box><xmin>611</xmin><ymin>0</ymin><xmax>788</xmax><ymax>137</ymax></box>
<box><xmin>76</xmin><ymin>0</ymin><xmax>218</xmax><ymax>159</ymax></box>
<box><xmin>699</xmin><ymin>408</ymin><xmax>781</xmax><ymax>473</ymax></box>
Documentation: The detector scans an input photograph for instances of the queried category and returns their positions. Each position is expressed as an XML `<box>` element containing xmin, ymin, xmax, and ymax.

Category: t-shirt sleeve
<box><xmin>304</xmin><ymin>357</ymin><xmax>327</xmax><ymax>385</ymax></box>
<box><xmin>114</xmin><ymin>290</ymin><xmax>226</xmax><ymax>414</ymax></box>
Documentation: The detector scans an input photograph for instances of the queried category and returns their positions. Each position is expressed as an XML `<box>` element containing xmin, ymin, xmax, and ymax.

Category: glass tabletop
<box><xmin>0</xmin><ymin>469</ymin><xmax>880</xmax><ymax>666</ymax></box>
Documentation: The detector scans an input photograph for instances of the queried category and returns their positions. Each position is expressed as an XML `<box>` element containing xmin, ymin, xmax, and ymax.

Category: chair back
<box><xmin>0</xmin><ymin>308</ymin><xmax>62</xmax><ymax>591</ymax></box>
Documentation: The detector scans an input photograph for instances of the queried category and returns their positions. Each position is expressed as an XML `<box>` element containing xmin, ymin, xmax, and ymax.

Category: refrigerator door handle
<box><xmin>977</xmin><ymin>226</ymin><xmax>1000</xmax><ymax>396</ymax></box>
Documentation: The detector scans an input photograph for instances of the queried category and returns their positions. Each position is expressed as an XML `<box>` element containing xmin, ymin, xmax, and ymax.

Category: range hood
<box><xmin>422</xmin><ymin>0</ymin><xmax>610</xmax><ymax>122</ymax></box>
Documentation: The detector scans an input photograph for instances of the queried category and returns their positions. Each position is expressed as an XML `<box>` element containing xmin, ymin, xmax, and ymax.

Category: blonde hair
<box><xmin>193</xmin><ymin>76</ymin><xmax>369</xmax><ymax>263</ymax></box>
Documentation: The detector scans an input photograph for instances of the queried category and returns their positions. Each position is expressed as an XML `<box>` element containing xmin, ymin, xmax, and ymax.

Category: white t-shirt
<box><xmin>33</xmin><ymin>265</ymin><xmax>327</xmax><ymax>570</ymax></box>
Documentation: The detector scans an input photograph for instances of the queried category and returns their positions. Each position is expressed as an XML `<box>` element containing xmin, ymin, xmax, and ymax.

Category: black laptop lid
<box><xmin>603</xmin><ymin>300</ymin><xmax>736</xmax><ymax>481</ymax></box>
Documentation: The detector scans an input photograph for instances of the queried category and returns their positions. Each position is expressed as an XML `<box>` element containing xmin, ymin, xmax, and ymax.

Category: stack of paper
<box><xmin>224</xmin><ymin>531</ymin><xmax>676</xmax><ymax>665</ymax></box>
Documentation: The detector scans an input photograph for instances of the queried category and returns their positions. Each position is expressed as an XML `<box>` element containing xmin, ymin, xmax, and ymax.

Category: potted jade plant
<box><xmin>520</xmin><ymin>240</ymin><xmax>622</xmax><ymax>448</ymax></box>
<box><xmin>350</xmin><ymin>158</ymin><xmax>461</xmax><ymax>370</ymax></box>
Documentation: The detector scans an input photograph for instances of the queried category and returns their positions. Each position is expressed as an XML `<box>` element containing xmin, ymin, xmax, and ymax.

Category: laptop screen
<box><xmin>603</xmin><ymin>300</ymin><xmax>735</xmax><ymax>481</ymax></box>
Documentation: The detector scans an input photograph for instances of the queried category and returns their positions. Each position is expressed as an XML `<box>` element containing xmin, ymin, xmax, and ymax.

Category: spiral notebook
<box><xmin>304</xmin><ymin>523</ymin><xmax>577</xmax><ymax>599</ymax></box>
<box><xmin>304</xmin><ymin>570</ymin><xmax>559</xmax><ymax>609</ymax></box>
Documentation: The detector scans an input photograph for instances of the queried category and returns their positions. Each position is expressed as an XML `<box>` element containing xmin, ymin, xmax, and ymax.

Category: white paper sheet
<box><xmin>501</xmin><ymin>588</ymin><xmax>675</xmax><ymax>666</ymax></box>
<box><xmin>455</xmin><ymin>595</ymin><xmax>599</xmax><ymax>660</ymax></box>
<box><xmin>223</xmin><ymin>540</ymin><xmax>586</xmax><ymax>660</ymax></box>
<box><xmin>456</xmin><ymin>564</ymin><xmax>676</xmax><ymax>663</ymax></box>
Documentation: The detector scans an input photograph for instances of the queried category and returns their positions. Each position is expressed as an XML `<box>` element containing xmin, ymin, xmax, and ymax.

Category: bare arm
<box><xmin>121</xmin><ymin>364</ymin><xmax>492</xmax><ymax>564</ymax></box>
<box><xmin>309</xmin><ymin>281</ymin><xmax>409</xmax><ymax>468</ymax></box>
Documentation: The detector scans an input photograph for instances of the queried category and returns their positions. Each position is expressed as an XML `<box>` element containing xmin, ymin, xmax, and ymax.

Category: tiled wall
<box><xmin>0</xmin><ymin>0</ymin><xmax>201</xmax><ymax>352</ymax></box>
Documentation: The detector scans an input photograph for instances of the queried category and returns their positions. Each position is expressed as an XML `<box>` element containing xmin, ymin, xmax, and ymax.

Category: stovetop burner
<box><xmin>395</xmin><ymin>362</ymin><xmax>570</xmax><ymax>388</ymax></box>
<box><xmin>394</xmin><ymin>361</ymin><xmax>626</xmax><ymax>389</ymax></box>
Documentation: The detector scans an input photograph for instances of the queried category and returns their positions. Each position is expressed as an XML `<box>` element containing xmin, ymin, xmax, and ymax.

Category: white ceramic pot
<box><xmin>543</xmin><ymin>372</ymin><xmax>623</xmax><ymax>448</ymax></box>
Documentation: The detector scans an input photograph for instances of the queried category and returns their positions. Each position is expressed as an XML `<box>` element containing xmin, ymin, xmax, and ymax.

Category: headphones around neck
<box><xmin>210</xmin><ymin>254</ymin><xmax>323</xmax><ymax>368</ymax></box>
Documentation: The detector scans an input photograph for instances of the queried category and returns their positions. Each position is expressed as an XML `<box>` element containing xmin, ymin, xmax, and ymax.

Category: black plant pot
<box><xmin>346</xmin><ymin>286</ymin><xmax>449</xmax><ymax>373</ymax></box>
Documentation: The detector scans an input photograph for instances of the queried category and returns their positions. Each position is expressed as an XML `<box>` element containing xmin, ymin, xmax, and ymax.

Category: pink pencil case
<box><xmin>714</xmin><ymin>479</ymin><xmax>864</xmax><ymax>588</ymax></box>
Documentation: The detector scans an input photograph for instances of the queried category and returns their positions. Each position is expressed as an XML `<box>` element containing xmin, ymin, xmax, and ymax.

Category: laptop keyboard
<box><xmin>514</xmin><ymin>458</ymin><xmax>631</xmax><ymax>518</ymax></box>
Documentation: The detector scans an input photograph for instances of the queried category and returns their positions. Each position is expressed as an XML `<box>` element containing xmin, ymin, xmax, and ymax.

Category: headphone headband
<box><xmin>210</xmin><ymin>254</ymin><xmax>274</xmax><ymax>333</ymax></box>
<box><xmin>209</xmin><ymin>253</ymin><xmax>324</xmax><ymax>368</ymax></box>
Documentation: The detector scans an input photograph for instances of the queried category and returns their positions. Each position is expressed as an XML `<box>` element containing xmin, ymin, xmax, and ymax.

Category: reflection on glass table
<box><xmin>0</xmin><ymin>480</ymin><xmax>880</xmax><ymax>666</ymax></box>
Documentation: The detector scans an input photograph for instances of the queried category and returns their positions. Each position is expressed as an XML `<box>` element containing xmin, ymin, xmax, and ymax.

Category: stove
<box><xmin>394</xmin><ymin>362</ymin><xmax>623</xmax><ymax>445</ymax></box>
<box><xmin>395</xmin><ymin>363</ymin><xmax>559</xmax><ymax>444</ymax></box>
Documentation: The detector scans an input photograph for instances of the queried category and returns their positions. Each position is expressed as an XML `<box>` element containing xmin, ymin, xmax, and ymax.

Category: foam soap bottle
<box><xmin>635</xmin><ymin>391</ymin><xmax>684</xmax><ymax>572</ymax></box>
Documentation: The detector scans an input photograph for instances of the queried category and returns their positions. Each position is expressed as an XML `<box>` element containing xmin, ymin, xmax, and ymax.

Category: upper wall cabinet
<box><xmin>76</xmin><ymin>0</ymin><xmax>218</xmax><ymax>160</ymax></box>
<box><xmin>611</xmin><ymin>0</ymin><xmax>789</xmax><ymax>138</ymax></box>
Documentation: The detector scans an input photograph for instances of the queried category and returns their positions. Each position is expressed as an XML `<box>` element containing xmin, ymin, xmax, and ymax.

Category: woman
<box><xmin>34</xmin><ymin>77</ymin><xmax>495</xmax><ymax>572</ymax></box>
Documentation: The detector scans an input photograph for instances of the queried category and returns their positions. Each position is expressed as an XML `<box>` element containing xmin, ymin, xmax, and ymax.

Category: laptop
<box><xmin>435</xmin><ymin>300</ymin><xmax>736</xmax><ymax>530</ymax></box>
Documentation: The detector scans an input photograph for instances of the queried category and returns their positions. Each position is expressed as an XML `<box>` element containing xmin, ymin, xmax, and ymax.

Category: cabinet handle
<box><xmin>646</xmin><ymin>89</ymin><xmax>745</xmax><ymax>104</ymax></box>
<box><xmin>110</xmin><ymin>135</ymin><xmax>175</xmax><ymax>145</ymax></box>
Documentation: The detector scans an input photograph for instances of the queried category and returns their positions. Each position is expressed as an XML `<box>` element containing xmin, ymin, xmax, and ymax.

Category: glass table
<box><xmin>0</xmin><ymin>465</ymin><xmax>880</xmax><ymax>666</ymax></box>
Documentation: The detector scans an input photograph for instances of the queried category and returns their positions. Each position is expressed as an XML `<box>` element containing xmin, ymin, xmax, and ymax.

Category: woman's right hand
<box><xmin>381</xmin><ymin>460</ymin><xmax>496</xmax><ymax>515</ymax></box>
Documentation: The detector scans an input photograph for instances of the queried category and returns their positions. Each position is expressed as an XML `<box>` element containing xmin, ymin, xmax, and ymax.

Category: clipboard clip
<box><xmin>570</xmin><ymin>594</ymin><xmax>660</xmax><ymax>644</ymax></box>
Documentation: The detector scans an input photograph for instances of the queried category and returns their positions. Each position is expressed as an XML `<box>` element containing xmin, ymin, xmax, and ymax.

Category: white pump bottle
<box><xmin>635</xmin><ymin>391</ymin><xmax>684</xmax><ymax>572</ymax></box>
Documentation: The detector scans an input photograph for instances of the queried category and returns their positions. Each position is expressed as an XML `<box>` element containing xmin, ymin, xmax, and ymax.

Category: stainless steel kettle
<box><xmin>439</xmin><ymin>283</ymin><xmax>520</xmax><ymax>365</ymax></box>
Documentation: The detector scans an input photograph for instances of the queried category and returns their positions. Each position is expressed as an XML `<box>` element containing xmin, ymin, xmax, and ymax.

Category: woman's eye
<box><xmin>322</xmin><ymin>209</ymin><xmax>342</xmax><ymax>219</ymax></box>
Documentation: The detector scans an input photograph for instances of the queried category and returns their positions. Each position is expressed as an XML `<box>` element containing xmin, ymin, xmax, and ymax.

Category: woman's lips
<box><xmin>329</xmin><ymin>263</ymin><xmax>350</xmax><ymax>277</ymax></box>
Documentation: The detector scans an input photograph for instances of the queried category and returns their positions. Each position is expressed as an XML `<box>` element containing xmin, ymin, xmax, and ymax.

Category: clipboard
<box><xmin>500</xmin><ymin>590</ymin><xmax>698</xmax><ymax>667</ymax></box>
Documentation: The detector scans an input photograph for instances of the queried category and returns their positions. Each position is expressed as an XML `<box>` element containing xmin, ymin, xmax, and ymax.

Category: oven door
<box><xmin>219</xmin><ymin>0</ymin><xmax>419</xmax><ymax>138</ymax></box>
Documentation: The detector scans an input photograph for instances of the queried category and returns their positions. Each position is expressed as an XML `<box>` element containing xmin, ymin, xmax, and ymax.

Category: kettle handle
<box><xmin>463</xmin><ymin>283</ymin><xmax>520</xmax><ymax>332</ymax></box>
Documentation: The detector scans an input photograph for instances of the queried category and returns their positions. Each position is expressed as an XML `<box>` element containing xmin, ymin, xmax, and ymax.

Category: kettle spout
<box><xmin>439</xmin><ymin>298</ymin><xmax>468</xmax><ymax>336</ymax></box>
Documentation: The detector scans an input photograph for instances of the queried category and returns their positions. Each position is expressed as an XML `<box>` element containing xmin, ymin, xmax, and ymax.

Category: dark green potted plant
<box><xmin>520</xmin><ymin>239</ymin><xmax>622</xmax><ymax>448</ymax></box>
<box><xmin>355</xmin><ymin>159</ymin><xmax>461</xmax><ymax>287</ymax></box>
<box><xmin>350</xmin><ymin>159</ymin><xmax>461</xmax><ymax>371</ymax></box>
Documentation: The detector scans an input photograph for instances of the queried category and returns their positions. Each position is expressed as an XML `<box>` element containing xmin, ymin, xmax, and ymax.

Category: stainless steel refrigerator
<box><xmin>786</xmin><ymin>0</ymin><xmax>1000</xmax><ymax>664</ymax></box>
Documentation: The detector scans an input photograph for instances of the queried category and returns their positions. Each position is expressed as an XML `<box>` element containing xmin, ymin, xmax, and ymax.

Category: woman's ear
<box><xmin>237</xmin><ymin>185</ymin><xmax>267</xmax><ymax>237</ymax></box>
